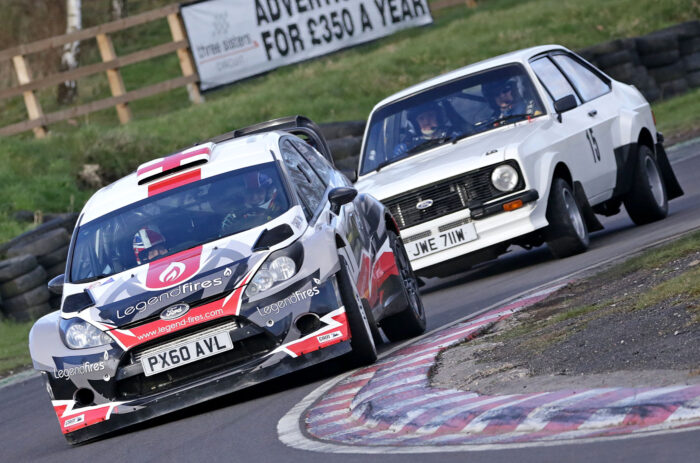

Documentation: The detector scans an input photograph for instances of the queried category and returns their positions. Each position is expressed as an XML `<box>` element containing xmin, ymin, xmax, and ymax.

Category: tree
<box><xmin>111</xmin><ymin>0</ymin><xmax>127</xmax><ymax>21</ymax></box>
<box><xmin>57</xmin><ymin>0</ymin><xmax>82</xmax><ymax>104</ymax></box>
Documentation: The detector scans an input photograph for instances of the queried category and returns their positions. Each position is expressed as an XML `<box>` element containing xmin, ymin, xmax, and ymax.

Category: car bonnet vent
<box><xmin>136</xmin><ymin>144</ymin><xmax>212</xmax><ymax>185</ymax></box>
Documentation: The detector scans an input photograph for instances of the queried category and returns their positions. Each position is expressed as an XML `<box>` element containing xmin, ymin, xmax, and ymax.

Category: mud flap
<box><xmin>573</xmin><ymin>181</ymin><xmax>604</xmax><ymax>232</ymax></box>
<box><xmin>655</xmin><ymin>141</ymin><xmax>684</xmax><ymax>200</ymax></box>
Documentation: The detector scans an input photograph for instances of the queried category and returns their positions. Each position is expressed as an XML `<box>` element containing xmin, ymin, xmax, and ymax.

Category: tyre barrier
<box><xmin>579</xmin><ymin>20</ymin><xmax>700</xmax><ymax>101</ymax></box>
<box><xmin>0</xmin><ymin>215</ymin><xmax>76</xmax><ymax>322</ymax></box>
<box><xmin>0</xmin><ymin>255</ymin><xmax>52</xmax><ymax>322</ymax></box>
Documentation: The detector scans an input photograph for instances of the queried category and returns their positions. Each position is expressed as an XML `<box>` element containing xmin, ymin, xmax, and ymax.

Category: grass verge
<box><xmin>0</xmin><ymin>320</ymin><xmax>33</xmax><ymax>378</ymax></box>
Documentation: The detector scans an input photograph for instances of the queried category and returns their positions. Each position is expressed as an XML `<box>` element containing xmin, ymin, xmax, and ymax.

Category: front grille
<box><xmin>403</xmin><ymin>230</ymin><xmax>432</xmax><ymax>244</ymax></box>
<box><xmin>438</xmin><ymin>217</ymin><xmax>473</xmax><ymax>232</ymax></box>
<box><xmin>115</xmin><ymin>318</ymin><xmax>275</xmax><ymax>399</ymax></box>
<box><xmin>383</xmin><ymin>161</ymin><xmax>524</xmax><ymax>229</ymax></box>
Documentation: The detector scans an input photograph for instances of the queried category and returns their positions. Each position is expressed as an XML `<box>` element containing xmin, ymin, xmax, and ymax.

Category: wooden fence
<box><xmin>0</xmin><ymin>3</ymin><xmax>201</xmax><ymax>138</ymax></box>
<box><xmin>0</xmin><ymin>0</ymin><xmax>477</xmax><ymax>139</ymax></box>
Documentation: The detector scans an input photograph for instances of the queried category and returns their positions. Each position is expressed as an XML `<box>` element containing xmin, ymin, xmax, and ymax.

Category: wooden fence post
<box><xmin>96</xmin><ymin>33</ymin><xmax>132</xmax><ymax>124</ymax></box>
<box><xmin>11</xmin><ymin>55</ymin><xmax>47</xmax><ymax>138</ymax></box>
<box><xmin>167</xmin><ymin>12</ymin><xmax>203</xmax><ymax>104</ymax></box>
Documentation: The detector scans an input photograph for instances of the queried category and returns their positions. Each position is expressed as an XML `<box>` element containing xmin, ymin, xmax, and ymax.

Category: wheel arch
<box><xmin>638</xmin><ymin>127</ymin><xmax>655</xmax><ymax>154</ymax></box>
<box><xmin>552</xmin><ymin>162</ymin><xmax>573</xmax><ymax>186</ymax></box>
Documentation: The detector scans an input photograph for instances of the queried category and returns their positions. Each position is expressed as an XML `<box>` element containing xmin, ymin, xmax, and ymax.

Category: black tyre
<box><xmin>337</xmin><ymin>256</ymin><xmax>377</xmax><ymax>366</ymax></box>
<box><xmin>7</xmin><ymin>228</ymin><xmax>70</xmax><ymax>259</ymax></box>
<box><xmin>623</xmin><ymin>145</ymin><xmax>668</xmax><ymax>225</ymax></box>
<box><xmin>38</xmin><ymin>244</ymin><xmax>69</xmax><ymax>267</ymax></box>
<box><xmin>545</xmin><ymin>178</ymin><xmax>590</xmax><ymax>258</ymax></box>
<box><xmin>380</xmin><ymin>230</ymin><xmax>427</xmax><ymax>342</ymax></box>
<box><xmin>636</xmin><ymin>34</ymin><xmax>678</xmax><ymax>55</ymax></box>
<box><xmin>0</xmin><ymin>265</ymin><xmax>47</xmax><ymax>299</ymax></box>
<box><xmin>0</xmin><ymin>255</ymin><xmax>38</xmax><ymax>283</ymax></box>
<box><xmin>596</xmin><ymin>50</ymin><xmax>635</xmax><ymax>69</ymax></box>
<box><xmin>2</xmin><ymin>284</ymin><xmax>51</xmax><ymax>312</ymax></box>
<box><xmin>640</xmin><ymin>49</ymin><xmax>680</xmax><ymax>68</ymax></box>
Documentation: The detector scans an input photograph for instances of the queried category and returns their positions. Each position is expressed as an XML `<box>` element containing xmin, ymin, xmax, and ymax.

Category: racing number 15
<box><xmin>586</xmin><ymin>128</ymin><xmax>601</xmax><ymax>163</ymax></box>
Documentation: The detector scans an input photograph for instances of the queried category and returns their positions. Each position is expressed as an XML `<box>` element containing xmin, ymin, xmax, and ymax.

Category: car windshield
<box><xmin>360</xmin><ymin>64</ymin><xmax>545</xmax><ymax>175</ymax></box>
<box><xmin>70</xmin><ymin>162</ymin><xmax>290</xmax><ymax>283</ymax></box>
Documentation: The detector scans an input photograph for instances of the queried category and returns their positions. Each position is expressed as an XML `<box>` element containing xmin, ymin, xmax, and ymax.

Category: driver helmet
<box><xmin>409</xmin><ymin>102</ymin><xmax>442</xmax><ymax>137</ymax></box>
<box><xmin>243</xmin><ymin>172</ymin><xmax>272</xmax><ymax>207</ymax></box>
<box><xmin>483</xmin><ymin>79</ymin><xmax>518</xmax><ymax>107</ymax></box>
<box><xmin>133</xmin><ymin>227</ymin><xmax>166</xmax><ymax>265</ymax></box>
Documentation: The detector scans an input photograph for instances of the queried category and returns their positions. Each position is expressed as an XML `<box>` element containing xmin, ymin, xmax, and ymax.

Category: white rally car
<box><xmin>354</xmin><ymin>45</ymin><xmax>683</xmax><ymax>277</ymax></box>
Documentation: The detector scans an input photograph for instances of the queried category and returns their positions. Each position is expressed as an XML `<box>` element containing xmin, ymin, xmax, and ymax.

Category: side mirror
<box><xmin>48</xmin><ymin>274</ymin><xmax>65</xmax><ymax>295</ymax></box>
<box><xmin>553</xmin><ymin>94</ymin><xmax>578</xmax><ymax>122</ymax></box>
<box><xmin>252</xmin><ymin>224</ymin><xmax>295</xmax><ymax>251</ymax></box>
<box><xmin>328</xmin><ymin>187</ymin><xmax>358</xmax><ymax>215</ymax></box>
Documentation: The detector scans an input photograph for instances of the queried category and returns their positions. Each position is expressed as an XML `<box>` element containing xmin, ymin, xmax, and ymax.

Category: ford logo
<box><xmin>416</xmin><ymin>199</ymin><xmax>434</xmax><ymax>210</ymax></box>
<box><xmin>160</xmin><ymin>303</ymin><xmax>190</xmax><ymax>321</ymax></box>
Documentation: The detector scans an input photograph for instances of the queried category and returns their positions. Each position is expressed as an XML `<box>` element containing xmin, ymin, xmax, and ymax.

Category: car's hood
<box><xmin>62</xmin><ymin>207</ymin><xmax>307</xmax><ymax>328</ymax></box>
<box><xmin>355</xmin><ymin>122</ymin><xmax>538</xmax><ymax>200</ymax></box>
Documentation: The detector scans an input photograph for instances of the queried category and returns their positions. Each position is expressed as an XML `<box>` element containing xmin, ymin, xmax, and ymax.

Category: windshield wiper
<box><xmin>373</xmin><ymin>136</ymin><xmax>455</xmax><ymax>173</ymax></box>
<box><xmin>490</xmin><ymin>113</ymin><xmax>532</xmax><ymax>127</ymax></box>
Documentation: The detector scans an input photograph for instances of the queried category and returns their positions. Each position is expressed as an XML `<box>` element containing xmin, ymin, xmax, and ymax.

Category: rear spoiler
<box><xmin>205</xmin><ymin>115</ymin><xmax>335</xmax><ymax>165</ymax></box>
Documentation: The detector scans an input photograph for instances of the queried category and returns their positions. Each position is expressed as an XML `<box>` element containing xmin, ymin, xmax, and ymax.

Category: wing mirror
<box><xmin>554</xmin><ymin>94</ymin><xmax>578</xmax><ymax>122</ymax></box>
<box><xmin>48</xmin><ymin>274</ymin><xmax>65</xmax><ymax>295</ymax></box>
<box><xmin>328</xmin><ymin>187</ymin><xmax>358</xmax><ymax>215</ymax></box>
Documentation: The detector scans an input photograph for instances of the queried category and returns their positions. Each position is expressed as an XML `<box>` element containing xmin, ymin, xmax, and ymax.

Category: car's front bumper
<box><xmin>57</xmin><ymin>339</ymin><xmax>352</xmax><ymax>444</ymax></box>
<box><xmin>400</xmin><ymin>189</ymin><xmax>545</xmax><ymax>272</ymax></box>
<box><xmin>43</xmin><ymin>274</ymin><xmax>354</xmax><ymax>443</ymax></box>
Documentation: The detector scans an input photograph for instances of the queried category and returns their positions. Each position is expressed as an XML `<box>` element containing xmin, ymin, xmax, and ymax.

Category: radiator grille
<box><xmin>384</xmin><ymin>162</ymin><xmax>524</xmax><ymax>229</ymax></box>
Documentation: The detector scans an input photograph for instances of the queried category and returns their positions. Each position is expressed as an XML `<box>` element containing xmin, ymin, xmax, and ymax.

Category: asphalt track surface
<box><xmin>3</xmin><ymin>141</ymin><xmax>700</xmax><ymax>463</ymax></box>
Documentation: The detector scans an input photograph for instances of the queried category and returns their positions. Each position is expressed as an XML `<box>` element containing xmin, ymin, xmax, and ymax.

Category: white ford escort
<box><xmin>354</xmin><ymin>45</ymin><xmax>683</xmax><ymax>278</ymax></box>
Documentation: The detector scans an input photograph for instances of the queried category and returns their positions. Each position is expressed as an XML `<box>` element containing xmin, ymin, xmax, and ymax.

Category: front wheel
<box><xmin>545</xmin><ymin>178</ymin><xmax>590</xmax><ymax>258</ymax></box>
<box><xmin>337</xmin><ymin>256</ymin><xmax>377</xmax><ymax>366</ymax></box>
<box><xmin>623</xmin><ymin>144</ymin><xmax>668</xmax><ymax>225</ymax></box>
<box><xmin>380</xmin><ymin>230</ymin><xmax>427</xmax><ymax>342</ymax></box>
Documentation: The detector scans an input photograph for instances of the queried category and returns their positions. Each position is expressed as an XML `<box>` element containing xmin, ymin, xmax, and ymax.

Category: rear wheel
<box><xmin>337</xmin><ymin>256</ymin><xmax>377</xmax><ymax>366</ymax></box>
<box><xmin>623</xmin><ymin>144</ymin><xmax>668</xmax><ymax>225</ymax></box>
<box><xmin>545</xmin><ymin>178</ymin><xmax>590</xmax><ymax>258</ymax></box>
<box><xmin>380</xmin><ymin>230</ymin><xmax>427</xmax><ymax>342</ymax></box>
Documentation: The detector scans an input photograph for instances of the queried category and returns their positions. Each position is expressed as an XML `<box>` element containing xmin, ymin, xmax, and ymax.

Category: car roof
<box><xmin>370</xmin><ymin>45</ymin><xmax>566</xmax><ymax>111</ymax></box>
<box><xmin>79</xmin><ymin>131</ymin><xmax>285</xmax><ymax>225</ymax></box>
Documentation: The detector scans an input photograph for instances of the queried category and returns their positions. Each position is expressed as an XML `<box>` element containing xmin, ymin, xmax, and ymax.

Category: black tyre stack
<box><xmin>578</xmin><ymin>20</ymin><xmax>700</xmax><ymax>102</ymax></box>
<box><xmin>0</xmin><ymin>213</ymin><xmax>78</xmax><ymax>321</ymax></box>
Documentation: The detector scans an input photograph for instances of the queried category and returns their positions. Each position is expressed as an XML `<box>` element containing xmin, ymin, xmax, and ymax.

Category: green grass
<box><xmin>634</xmin><ymin>265</ymin><xmax>700</xmax><ymax>311</ymax></box>
<box><xmin>0</xmin><ymin>0</ymin><xmax>698</xmax><ymax>244</ymax></box>
<box><xmin>653</xmin><ymin>88</ymin><xmax>700</xmax><ymax>140</ymax></box>
<box><xmin>0</xmin><ymin>320</ymin><xmax>33</xmax><ymax>377</ymax></box>
<box><xmin>599</xmin><ymin>230</ymin><xmax>700</xmax><ymax>279</ymax></box>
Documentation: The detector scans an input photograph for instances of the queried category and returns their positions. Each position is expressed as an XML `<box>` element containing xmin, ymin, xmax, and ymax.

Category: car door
<box><xmin>530</xmin><ymin>55</ymin><xmax>613</xmax><ymax>203</ymax></box>
<box><xmin>550</xmin><ymin>53</ymin><xmax>617</xmax><ymax>200</ymax></box>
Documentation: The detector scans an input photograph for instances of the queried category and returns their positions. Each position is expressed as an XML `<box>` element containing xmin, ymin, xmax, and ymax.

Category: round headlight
<box><xmin>491</xmin><ymin>164</ymin><xmax>519</xmax><ymax>192</ymax></box>
<box><xmin>269</xmin><ymin>256</ymin><xmax>296</xmax><ymax>281</ymax></box>
<box><xmin>62</xmin><ymin>319</ymin><xmax>112</xmax><ymax>349</ymax></box>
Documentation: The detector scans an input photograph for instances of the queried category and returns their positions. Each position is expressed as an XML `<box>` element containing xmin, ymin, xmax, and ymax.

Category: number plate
<box><xmin>406</xmin><ymin>223</ymin><xmax>478</xmax><ymax>259</ymax></box>
<box><xmin>141</xmin><ymin>332</ymin><xmax>233</xmax><ymax>377</ymax></box>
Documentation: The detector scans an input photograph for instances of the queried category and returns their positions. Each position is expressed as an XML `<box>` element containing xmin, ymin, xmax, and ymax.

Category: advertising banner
<box><xmin>180</xmin><ymin>0</ymin><xmax>433</xmax><ymax>91</ymax></box>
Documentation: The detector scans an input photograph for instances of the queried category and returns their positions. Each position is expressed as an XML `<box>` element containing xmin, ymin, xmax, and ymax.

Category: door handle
<box><xmin>588</xmin><ymin>109</ymin><xmax>598</xmax><ymax>117</ymax></box>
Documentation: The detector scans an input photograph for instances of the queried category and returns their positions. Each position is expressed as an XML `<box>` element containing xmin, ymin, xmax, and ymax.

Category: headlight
<box><xmin>491</xmin><ymin>164</ymin><xmax>519</xmax><ymax>192</ymax></box>
<box><xmin>60</xmin><ymin>318</ymin><xmax>112</xmax><ymax>349</ymax></box>
<box><xmin>246</xmin><ymin>256</ymin><xmax>297</xmax><ymax>297</ymax></box>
